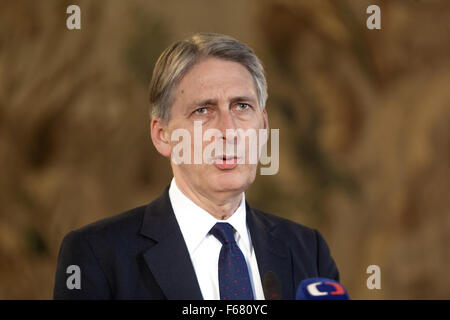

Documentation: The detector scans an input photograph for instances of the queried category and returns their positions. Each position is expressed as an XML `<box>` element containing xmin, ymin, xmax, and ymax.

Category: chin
<box><xmin>212</xmin><ymin>169</ymin><xmax>255</xmax><ymax>193</ymax></box>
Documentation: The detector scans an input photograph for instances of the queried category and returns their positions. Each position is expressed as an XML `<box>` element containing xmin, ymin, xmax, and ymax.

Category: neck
<box><xmin>173</xmin><ymin>176</ymin><xmax>242</xmax><ymax>220</ymax></box>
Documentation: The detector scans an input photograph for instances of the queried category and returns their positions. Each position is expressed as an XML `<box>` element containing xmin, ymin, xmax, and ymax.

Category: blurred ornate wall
<box><xmin>0</xmin><ymin>0</ymin><xmax>449</xmax><ymax>299</ymax></box>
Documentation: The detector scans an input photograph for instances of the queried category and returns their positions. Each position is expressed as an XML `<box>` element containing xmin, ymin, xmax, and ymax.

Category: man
<box><xmin>53</xmin><ymin>33</ymin><xmax>339</xmax><ymax>300</ymax></box>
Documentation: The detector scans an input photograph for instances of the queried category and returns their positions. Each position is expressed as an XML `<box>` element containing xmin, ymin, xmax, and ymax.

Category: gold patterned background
<box><xmin>0</xmin><ymin>0</ymin><xmax>449</xmax><ymax>299</ymax></box>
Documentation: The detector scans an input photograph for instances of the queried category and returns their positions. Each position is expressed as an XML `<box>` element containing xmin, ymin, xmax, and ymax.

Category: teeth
<box><xmin>215</xmin><ymin>156</ymin><xmax>236</xmax><ymax>161</ymax></box>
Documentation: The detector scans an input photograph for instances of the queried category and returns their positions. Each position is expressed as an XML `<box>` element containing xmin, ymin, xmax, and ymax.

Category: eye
<box><xmin>236</xmin><ymin>103</ymin><xmax>250</xmax><ymax>111</ymax></box>
<box><xmin>194</xmin><ymin>107</ymin><xmax>209</xmax><ymax>115</ymax></box>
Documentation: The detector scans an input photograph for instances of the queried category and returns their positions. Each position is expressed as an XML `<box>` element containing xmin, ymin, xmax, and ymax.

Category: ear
<box><xmin>261</xmin><ymin>108</ymin><xmax>269</xmax><ymax>145</ymax></box>
<box><xmin>150</xmin><ymin>118</ymin><xmax>171</xmax><ymax>158</ymax></box>
<box><xmin>262</xmin><ymin>108</ymin><xmax>269</xmax><ymax>130</ymax></box>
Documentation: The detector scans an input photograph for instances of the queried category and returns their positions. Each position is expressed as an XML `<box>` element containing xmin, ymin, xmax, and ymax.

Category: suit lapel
<box><xmin>246</xmin><ymin>203</ymin><xmax>294</xmax><ymax>299</ymax></box>
<box><xmin>140</xmin><ymin>187</ymin><xmax>203</xmax><ymax>300</ymax></box>
<box><xmin>138</xmin><ymin>188</ymin><xmax>294</xmax><ymax>300</ymax></box>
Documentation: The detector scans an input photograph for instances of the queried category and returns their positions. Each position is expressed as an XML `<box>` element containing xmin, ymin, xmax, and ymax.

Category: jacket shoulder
<box><xmin>54</xmin><ymin>204</ymin><xmax>150</xmax><ymax>299</ymax></box>
<box><xmin>250</xmin><ymin>207</ymin><xmax>317</xmax><ymax>241</ymax></box>
<box><xmin>68</xmin><ymin>204</ymin><xmax>147</xmax><ymax>241</ymax></box>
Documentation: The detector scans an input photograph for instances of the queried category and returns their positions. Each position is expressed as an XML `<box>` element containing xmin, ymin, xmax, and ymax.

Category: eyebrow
<box><xmin>190</xmin><ymin>96</ymin><xmax>258</xmax><ymax>109</ymax></box>
<box><xmin>230</xmin><ymin>96</ymin><xmax>257</xmax><ymax>105</ymax></box>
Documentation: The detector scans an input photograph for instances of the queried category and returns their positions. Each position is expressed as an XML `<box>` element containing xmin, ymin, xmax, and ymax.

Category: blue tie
<box><xmin>209</xmin><ymin>222</ymin><xmax>255</xmax><ymax>300</ymax></box>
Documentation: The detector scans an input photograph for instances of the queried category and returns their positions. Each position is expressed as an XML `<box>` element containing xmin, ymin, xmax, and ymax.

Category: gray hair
<box><xmin>149</xmin><ymin>32</ymin><xmax>268</xmax><ymax>122</ymax></box>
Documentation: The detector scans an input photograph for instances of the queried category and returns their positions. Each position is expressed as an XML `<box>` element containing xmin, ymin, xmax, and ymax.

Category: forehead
<box><xmin>174</xmin><ymin>57</ymin><xmax>257</xmax><ymax>104</ymax></box>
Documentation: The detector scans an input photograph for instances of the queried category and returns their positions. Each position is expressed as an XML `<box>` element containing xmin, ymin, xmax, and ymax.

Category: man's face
<box><xmin>165</xmin><ymin>57</ymin><xmax>267</xmax><ymax>199</ymax></box>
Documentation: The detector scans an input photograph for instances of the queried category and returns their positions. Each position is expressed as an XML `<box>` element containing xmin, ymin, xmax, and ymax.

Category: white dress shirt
<box><xmin>168</xmin><ymin>177</ymin><xmax>265</xmax><ymax>300</ymax></box>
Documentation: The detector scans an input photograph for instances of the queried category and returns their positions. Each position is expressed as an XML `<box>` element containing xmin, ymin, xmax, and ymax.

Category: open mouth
<box><xmin>213</xmin><ymin>155</ymin><xmax>240</xmax><ymax>169</ymax></box>
<box><xmin>214</xmin><ymin>155</ymin><xmax>239</xmax><ymax>162</ymax></box>
<box><xmin>221</xmin><ymin>155</ymin><xmax>236</xmax><ymax>161</ymax></box>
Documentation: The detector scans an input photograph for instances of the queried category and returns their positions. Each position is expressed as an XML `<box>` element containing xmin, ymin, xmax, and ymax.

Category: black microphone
<box><xmin>263</xmin><ymin>271</ymin><xmax>282</xmax><ymax>300</ymax></box>
<box><xmin>295</xmin><ymin>278</ymin><xmax>349</xmax><ymax>300</ymax></box>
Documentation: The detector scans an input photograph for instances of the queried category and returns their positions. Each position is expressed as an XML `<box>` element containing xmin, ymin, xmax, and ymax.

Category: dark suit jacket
<box><xmin>53</xmin><ymin>187</ymin><xmax>339</xmax><ymax>299</ymax></box>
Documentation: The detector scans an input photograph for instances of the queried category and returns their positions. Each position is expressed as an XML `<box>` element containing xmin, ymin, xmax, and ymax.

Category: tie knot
<box><xmin>209</xmin><ymin>222</ymin><xmax>236</xmax><ymax>246</ymax></box>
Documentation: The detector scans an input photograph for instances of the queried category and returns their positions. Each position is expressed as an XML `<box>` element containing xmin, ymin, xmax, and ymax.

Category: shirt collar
<box><xmin>168</xmin><ymin>177</ymin><xmax>251</xmax><ymax>255</ymax></box>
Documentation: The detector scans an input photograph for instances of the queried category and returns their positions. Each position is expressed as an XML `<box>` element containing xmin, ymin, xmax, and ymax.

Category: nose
<box><xmin>216</xmin><ymin>109</ymin><xmax>238</xmax><ymax>144</ymax></box>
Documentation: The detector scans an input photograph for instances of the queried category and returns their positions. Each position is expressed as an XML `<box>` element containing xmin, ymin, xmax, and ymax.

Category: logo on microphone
<box><xmin>296</xmin><ymin>277</ymin><xmax>349</xmax><ymax>300</ymax></box>
<box><xmin>306</xmin><ymin>281</ymin><xmax>346</xmax><ymax>296</ymax></box>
